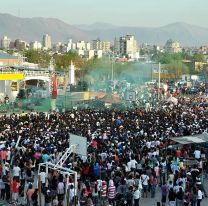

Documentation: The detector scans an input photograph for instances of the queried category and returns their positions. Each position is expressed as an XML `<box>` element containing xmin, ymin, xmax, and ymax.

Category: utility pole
<box><xmin>158</xmin><ymin>62</ymin><xmax>161</xmax><ymax>99</ymax></box>
<box><xmin>111</xmin><ymin>57</ymin><xmax>114</xmax><ymax>81</ymax></box>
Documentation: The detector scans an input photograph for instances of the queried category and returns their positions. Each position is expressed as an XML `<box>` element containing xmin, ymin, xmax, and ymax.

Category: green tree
<box><xmin>193</xmin><ymin>53</ymin><xmax>205</xmax><ymax>62</ymax></box>
<box><xmin>152</xmin><ymin>52</ymin><xmax>184</xmax><ymax>64</ymax></box>
<box><xmin>24</xmin><ymin>50</ymin><xmax>51</xmax><ymax>68</ymax></box>
<box><xmin>166</xmin><ymin>60</ymin><xmax>189</xmax><ymax>80</ymax></box>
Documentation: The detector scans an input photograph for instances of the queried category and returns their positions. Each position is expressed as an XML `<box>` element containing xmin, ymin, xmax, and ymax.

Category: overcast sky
<box><xmin>1</xmin><ymin>0</ymin><xmax>208</xmax><ymax>27</ymax></box>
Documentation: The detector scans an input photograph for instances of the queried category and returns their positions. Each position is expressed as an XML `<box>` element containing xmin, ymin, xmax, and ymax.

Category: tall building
<box><xmin>92</xmin><ymin>39</ymin><xmax>111</xmax><ymax>53</ymax></box>
<box><xmin>114</xmin><ymin>37</ymin><xmax>120</xmax><ymax>54</ymax></box>
<box><xmin>119</xmin><ymin>35</ymin><xmax>139</xmax><ymax>58</ymax></box>
<box><xmin>42</xmin><ymin>34</ymin><xmax>52</xmax><ymax>50</ymax></box>
<box><xmin>66</xmin><ymin>38</ymin><xmax>73</xmax><ymax>52</ymax></box>
<box><xmin>164</xmin><ymin>39</ymin><xmax>182</xmax><ymax>53</ymax></box>
<box><xmin>1</xmin><ymin>36</ymin><xmax>11</xmax><ymax>50</ymax></box>
<box><xmin>76</xmin><ymin>41</ymin><xmax>91</xmax><ymax>50</ymax></box>
<box><xmin>29</xmin><ymin>41</ymin><xmax>42</xmax><ymax>50</ymax></box>
<box><xmin>14</xmin><ymin>39</ymin><xmax>27</xmax><ymax>50</ymax></box>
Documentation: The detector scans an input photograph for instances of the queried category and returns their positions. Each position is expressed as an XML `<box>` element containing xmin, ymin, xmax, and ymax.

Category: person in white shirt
<box><xmin>197</xmin><ymin>188</ymin><xmax>203</xmax><ymax>206</ymax></box>
<box><xmin>133</xmin><ymin>186</ymin><xmax>141</xmax><ymax>206</ymax></box>
<box><xmin>194</xmin><ymin>149</ymin><xmax>201</xmax><ymax>159</ymax></box>
<box><xmin>13</xmin><ymin>164</ymin><xmax>21</xmax><ymax>181</ymax></box>
<box><xmin>130</xmin><ymin>158</ymin><xmax>138</xmax><ymax>170</ymax></box>
<box><xmin>140</xmin><ymin>172</ymin><xmax>149</xmax><ymax>198</ymax></box>
<box><xmin>127</xmin><ymin>159</ymin><xmax>132</xmax><ymax>172</ymax></box>
<box><xmin>39</xmin><ymin>169</ymin><xmax>46</xmax><ymax>190</ymax></box>
<box><xmin>57</xmin><ymin>181</ymin><xmax>65</xmax><ymax>196</ymax></box>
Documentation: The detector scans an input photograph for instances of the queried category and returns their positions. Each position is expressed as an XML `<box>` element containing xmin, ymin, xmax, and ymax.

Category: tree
<box><xmin>166</xmin><ymin>60</ymin><xmax>189</xmax><ymax>80</ymax></box>
<box><xmin>193</xmin><ymin>53</ymin><xmax>205</xmax><ymax>62</ymax></box>
<box><xmin>152</xmin><ymin>52</ymin><xmax>184</xmax><ymax>64</ymax></box>
<box><xmin>53</xmin><ymin>52</ymin><xmax>85</xmax><ymax>71</ymax></box>
<box><xmin>24</xmin><ymin>50</ymin><xmax>51</xmax><ymax>68</ymax></box>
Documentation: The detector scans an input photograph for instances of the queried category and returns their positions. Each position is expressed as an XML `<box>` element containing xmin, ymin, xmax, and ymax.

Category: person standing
<box><xmin>12</xmin><ymin>177</ymin><xmax>19</xmax><ymax>202</ymax></box>
<box><xmin>140</xmin><ymin>171</ymin><xmax>149</xmax><ymax>198</ymax></box>
<box><xmin>168</xmin><ymin>188</ymin><xmax>176</xmax><ymax>206</ymax></box>
<box><xmin>100</xmin><ymin>180</ymin><xmax>107</xmax><ymax>205</ymax></box>
<box><xmin>150</xmin><ymin>171</ymin><xmax>157</xmax><ymax>198</ymax></box>
<box><xmin>27</xmin><ymin>184</ymin><xmax>35</xmax><ymax>206</ymax></box>
<box><xmin>107</xmin><ymin>180</ymin><xmax>116</xmax><ymax>206</ymax></box>
<box><xmin>161</xmin><ymin>182</ymin><xmax>168</xmax><ymax>206</ymax></box>
<box><xmin>12</xmin><ymin>163</ymin><xmax>21</xmax><ymax>182</ymax></box>
<box><xmin>133</xmin><ymin>185</ymin><xmax>141</xmax><ymax>206</ymax></box>
<box><xmin>192</xmin><ymin>187</ymin><xmax>197</xmax><ymax>206</ymax></box>
<box><xmin>175</xmin><ymin>187</ymin><xmax>184</xmax><ymax>206</ymax></box>
<box><xmin>197</xmin><ymin>188</ymin><xmax>203</xmax><ymax>206</ymax></box>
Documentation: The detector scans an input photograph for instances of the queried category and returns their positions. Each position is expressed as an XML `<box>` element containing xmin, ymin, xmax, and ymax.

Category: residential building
<box><xmin>29</xmin><ymin>41</ymin><xmax>42</xmax><ymax>50</ymax></box>
<box><xmin>76</xmin><ymin>41</ymin><xmax>91</xmax><ymax>50</ymax></box>
<box><xmin>42</xmin><ymin>34</ymin><xmax>52</xmax><ymax>50</ymax></box>
<box><xmin>0</xmin><ymin>52</ymin><xmax>21</xmax><ymax>66</ymax></box>
<box><xmin>1</xmin><ymin>36</ymin><xmax>11</xmax><ymax>50</ymax></box>
<box><xmin>114</xmin><ymin>37</ymin><xmax>120</xmax><ymax>54</ymax></box>
<box><xmin>86</xmin><ymin>42</ymin><xmax>91</xmax><ymax>50</ymax></box>
<box><xmin>95</xmin><ymin>50</ymin><xmax>103</xmax><ymax>58</ymax></box>
<box><xmin>52</xmin><ymin>42</ymin><xmax>63</xmax><ymax>53</ymax></box>
<box><xmin>66</xmin><ymin>38</ymin><xmax>76</xmax><ymax>52</ymax></box>
<box><xmin>164</xmin><ymin>39</ymin><xmax>182</xmax><ymax>53</ymax></box>
<box><xmin>92</xmin><ymin>39</ymin><xmax>111</xmax><ymax>53</ymax></box>
<box><xmin>119</xmin><ymin>35</ymin><xmax>139</xmax><ymax>59</ymax></box>
<box><xmin>14</xmin><ymin>39</ymin><xmax>27</xmax><ymax>50</ymax></box>
<box><xmin>84</xmin><ymin>50</ymin><xmax>95</xmax><ymax>59</ymax></box>
<box><xmin>77</xmin><ymin>49</ymin><xmax>85</xmax><ymax>57</ymax></box>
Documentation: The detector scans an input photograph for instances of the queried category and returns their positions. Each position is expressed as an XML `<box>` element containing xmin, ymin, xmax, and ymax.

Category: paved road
<box><xmin>0</xmin><ymin>200</ymin><xmax>11</xmax><ymax>206</ymax></box>
<box><xmin>140</xmin><ymin>185</ymin><xmax>208</xmax><ymax>206</ymax></box>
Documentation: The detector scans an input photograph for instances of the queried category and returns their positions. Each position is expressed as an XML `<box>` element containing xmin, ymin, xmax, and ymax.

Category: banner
<box><xmin>51</xmin><ymin>74</ymin><xmax>57</xmax><ymax>99</ymax></box>
<box><xmin>0</xmin><ymin>73</ymin><xmax>24</xmax><ymax>80</ymax></box>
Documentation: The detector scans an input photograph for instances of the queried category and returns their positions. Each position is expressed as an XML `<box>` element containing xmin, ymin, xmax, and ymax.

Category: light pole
<box><xmin>158</xmin><ymin>62</ymin><xmax>161</xmax><ymax>99</ymax></box>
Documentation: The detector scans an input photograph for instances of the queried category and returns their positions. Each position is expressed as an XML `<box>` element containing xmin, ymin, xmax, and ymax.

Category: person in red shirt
<box><xmin>176</xmin><ymin>148</ymin><xmax>182</xmax><ymax>158</ymax></box>
<box><xmin>82</xmin><ymin>164</ymin><xmax>90</xmax><ymax>181</ymax></box>
<box><xmin>12</xmin><ymin>177</ymin><xmax>19</xmax><ymax>202</ymax></box>
<box><xmin>91</xmin><ymin>140</ymin><xmax>98</xmax><ymax>149</ymax></box>
<box><xmin>0</xmin><ymin>149</ymin><xmax>7</xmax><ymax>163</ymax></box>
<box><xmin>84</xmin><ymin>184</ymin><xmax>92</xmax><ymax>197</ymax></box>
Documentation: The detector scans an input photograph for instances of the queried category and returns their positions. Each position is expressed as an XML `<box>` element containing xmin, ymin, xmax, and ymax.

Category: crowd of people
<box><xmin>0</xmin><ymin>93</ymin><xmax>207</xmax><ymax>206</ymax></box>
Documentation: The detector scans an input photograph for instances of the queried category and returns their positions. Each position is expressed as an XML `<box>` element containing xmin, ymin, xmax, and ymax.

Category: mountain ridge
<box><xmin>0</xmin><ymin>13</ymin><xmax>208</xmax><ymax>46</ymax></box>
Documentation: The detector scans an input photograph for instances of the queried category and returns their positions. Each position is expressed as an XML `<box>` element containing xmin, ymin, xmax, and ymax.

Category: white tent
<box><xmin>170</xmin><ymin>133</ymin><xmax>208</xmax><ymax>145</ymax></box>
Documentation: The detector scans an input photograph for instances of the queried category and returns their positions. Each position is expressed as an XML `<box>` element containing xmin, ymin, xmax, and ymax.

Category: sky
<box><xmin>1</xmin><ymin>0</ymin><xmax>208</xmax><ymax>27</ymax></box>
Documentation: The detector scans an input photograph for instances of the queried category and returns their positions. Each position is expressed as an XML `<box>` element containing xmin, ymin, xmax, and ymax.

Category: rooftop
<box><xmin>0</xmin><ymin>52</ymin><xmax>18</xmax><ymax>59</ymax></box>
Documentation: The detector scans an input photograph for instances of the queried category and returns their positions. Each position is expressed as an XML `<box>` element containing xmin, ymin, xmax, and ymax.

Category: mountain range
<box><xmin>0</xmin><ymin>13</ymin><xmax>208</xmax><ymax>46</ymax></box>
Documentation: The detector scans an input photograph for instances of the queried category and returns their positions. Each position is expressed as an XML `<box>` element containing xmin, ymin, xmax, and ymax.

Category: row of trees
<box><xmin>152</xmin><ymin>52</ymin><xmax>207</xmax><ymax>79</ymax></box>
<box><xmin>23</xmin><ymin>50</ymin><xmax>86</xmax><ymax>69</ymax></box>
<box><xmin>23</xmin><ymin>50</ymin><xmax>134</xmax><ymax>81</ymax></box>
<box><xmin>23</xmin><ymin>50</ymin><xmax>207</xmax><ymax>82</ymax></box>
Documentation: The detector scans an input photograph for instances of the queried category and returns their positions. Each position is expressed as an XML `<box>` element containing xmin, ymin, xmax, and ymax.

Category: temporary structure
<box><xmin>170</xmin><ymin>133</ymin><xmax>208</xmax><ymax>145</ymax></box>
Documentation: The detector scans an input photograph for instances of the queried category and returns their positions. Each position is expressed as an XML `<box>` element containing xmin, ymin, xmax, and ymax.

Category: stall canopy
<box><xmin>170</xmin><ymin>133</ymin><xmax>208</xmax><ymax>145</ymax></box>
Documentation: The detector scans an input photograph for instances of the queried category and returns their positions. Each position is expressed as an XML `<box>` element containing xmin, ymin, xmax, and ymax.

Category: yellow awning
<box><xmin>0</xmin><ymin>73</ymin><xmax>24</xmax><ymax>80</ymax></box>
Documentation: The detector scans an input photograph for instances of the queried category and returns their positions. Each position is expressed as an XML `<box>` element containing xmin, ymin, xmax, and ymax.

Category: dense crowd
<box><xmin>0</xmin><ymin>94</ymin><xmax>207</xmax><ymax>206</ymax></box>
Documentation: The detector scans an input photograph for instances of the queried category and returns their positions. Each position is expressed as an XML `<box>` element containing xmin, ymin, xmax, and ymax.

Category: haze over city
<box><xmin>1</xmin><ymin>0</ymin><xmax>208</xmax><ymax>27</ymax></box>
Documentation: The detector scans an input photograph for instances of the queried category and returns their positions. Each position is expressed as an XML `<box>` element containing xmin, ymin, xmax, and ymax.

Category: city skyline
<box><xmin>1</xmin><ymin>0</ymin><xmax>208</xmax><ymax>28</ymax></box>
